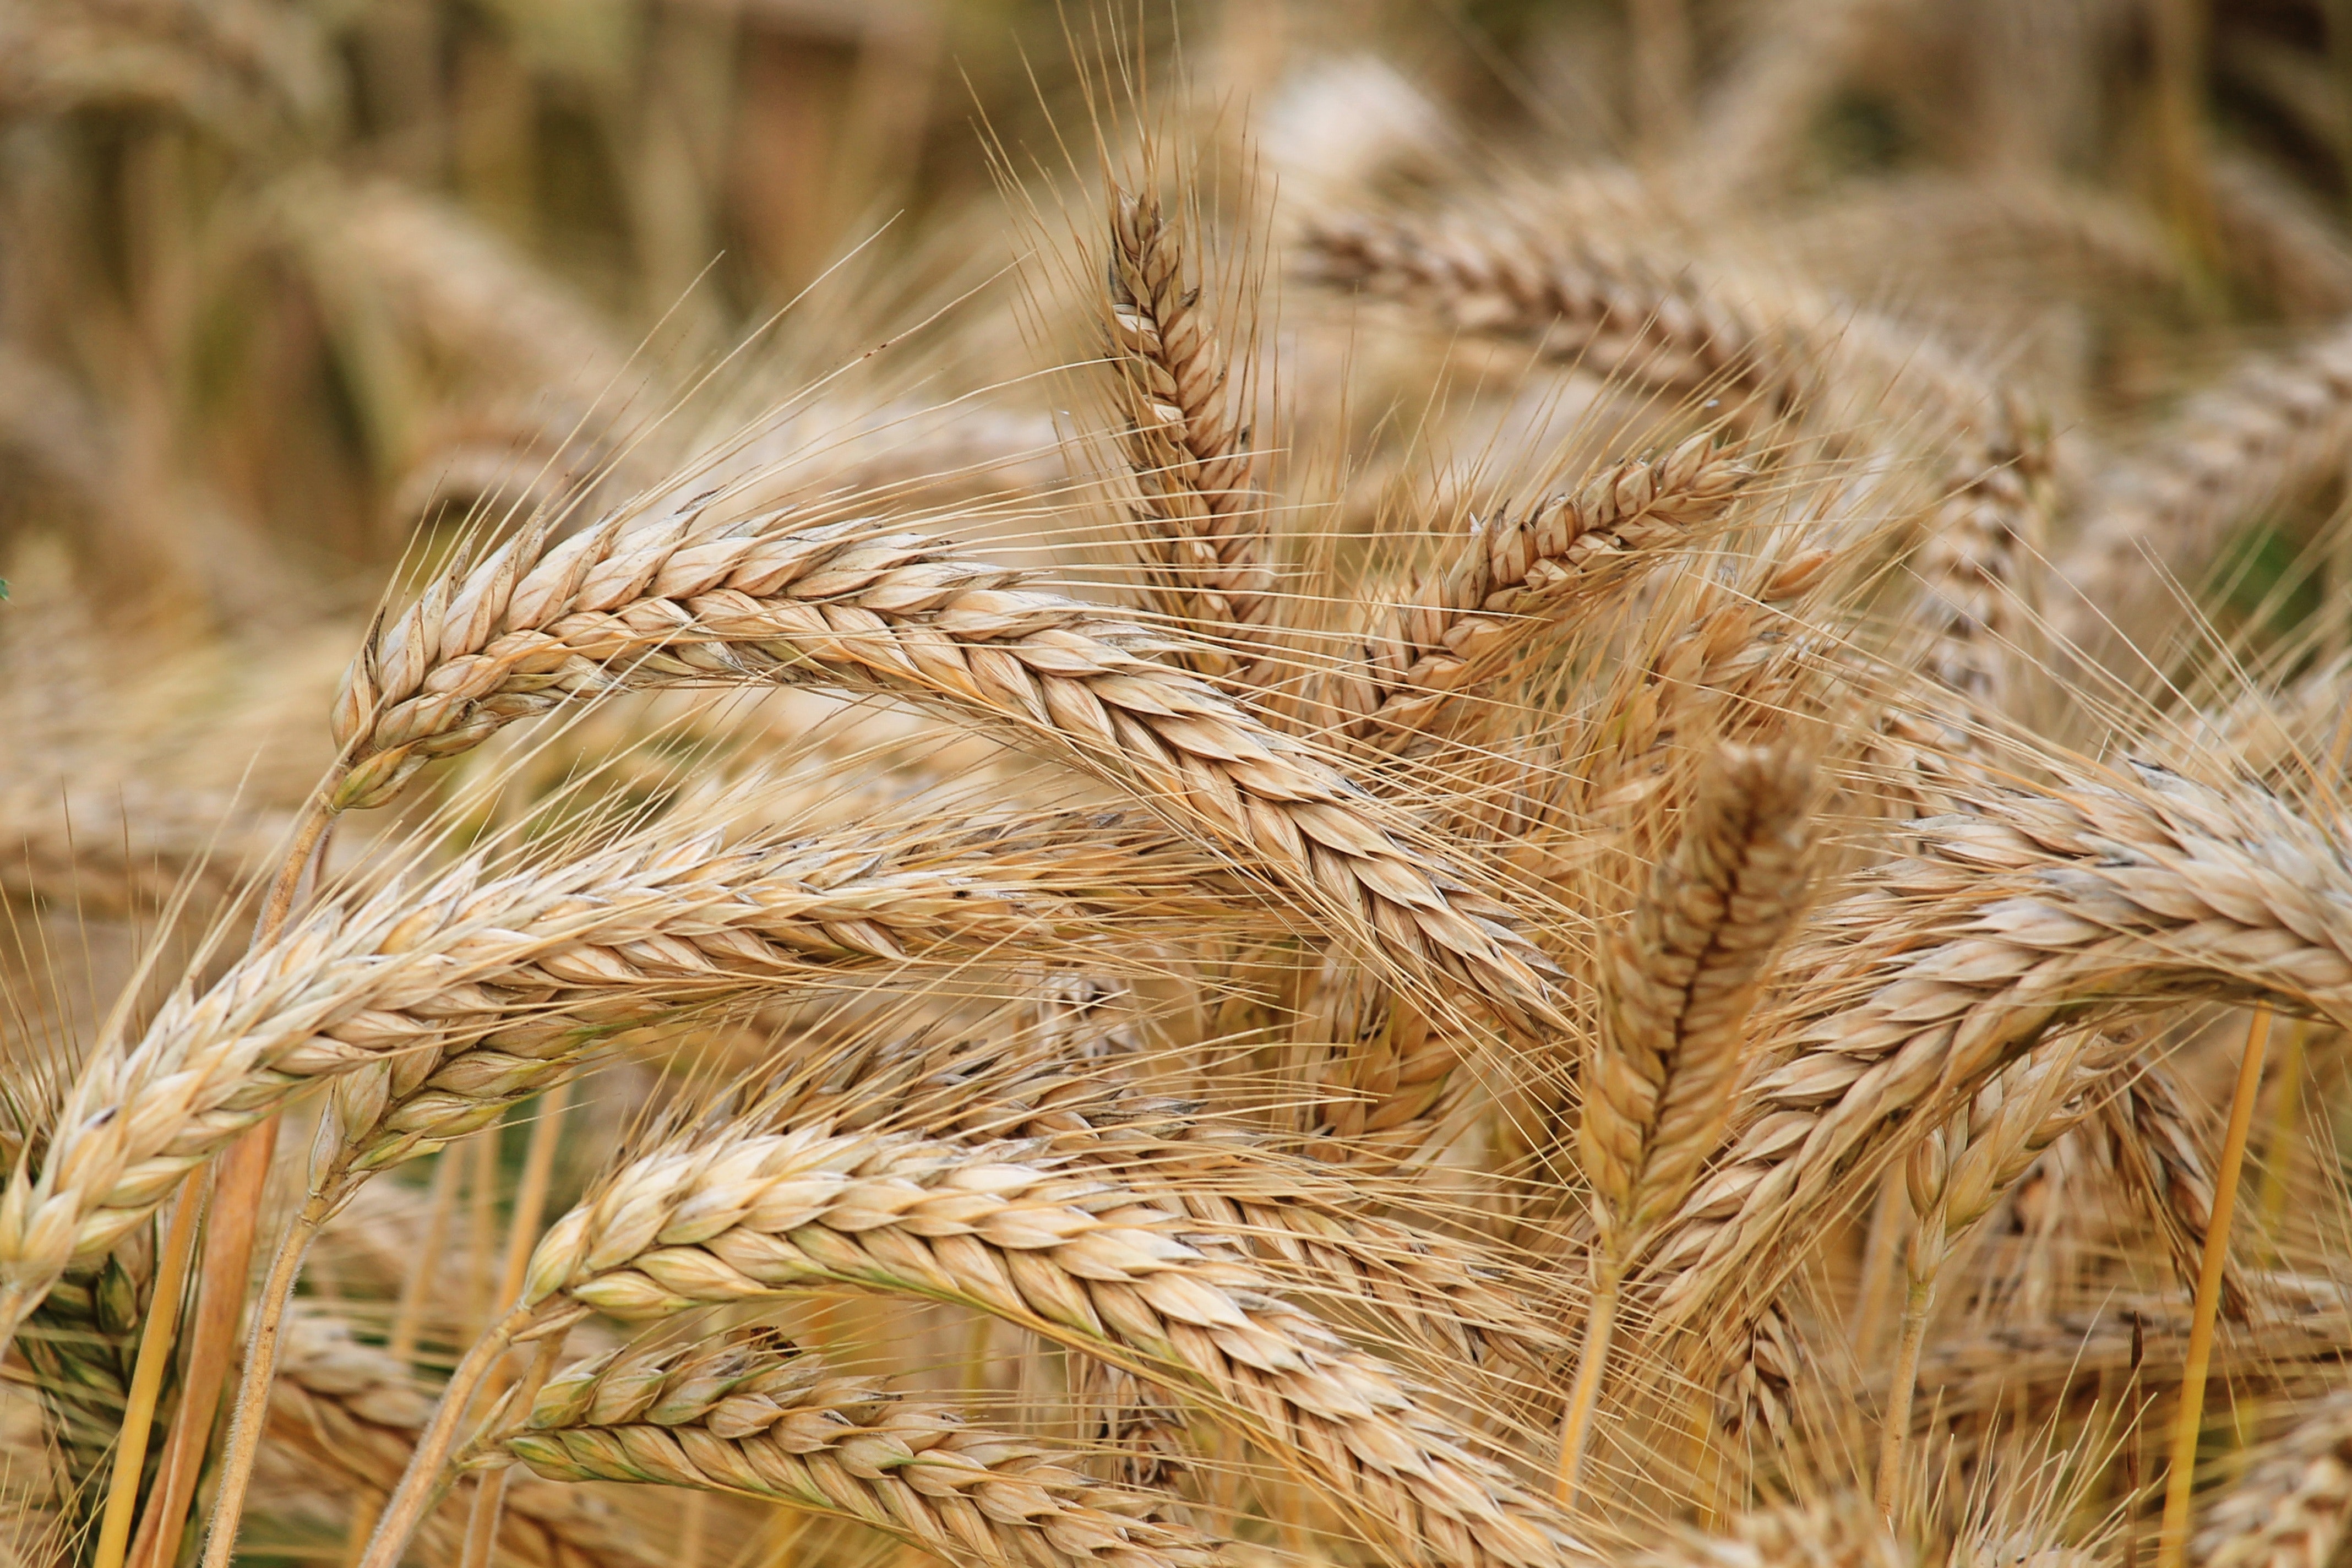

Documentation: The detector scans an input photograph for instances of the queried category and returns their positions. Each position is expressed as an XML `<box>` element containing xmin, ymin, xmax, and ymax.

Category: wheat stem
<box><xmin>1873</xmin><ymin>1272</ymin><xmax>1936</xmax><ymax>1520</ymax></box>
<box><xmin>353</xmin><ymin>1303</ymin><xmax>543</xmax><ymax>1568</ymax></box>
<box><xmin>1553</xmin><ymin>1262</ymin><xmax>1621</xmax><ymax>1510</ymax></box>
<box><xmin>127</xmin><ymin>1117</ymin><xmax>280</xmax><ymax>1568</ymax></box>
<box><xmin>89</xmin><ymin>1176</ymin><xmax>202</xmax><ymax>1568</ymax></box>
<box><xmin>195</xmin><ymin>1188</ymin><xmax>335</xmax><ymax>1568</ymax></box>
<box><xmin>2158</xmin><ymin>1005</ymin><xmax>2273</xmax><ymax>1568</ymax></box>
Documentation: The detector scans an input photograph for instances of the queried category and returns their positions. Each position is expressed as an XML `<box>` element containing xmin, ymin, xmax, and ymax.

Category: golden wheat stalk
<box><xmin>1324</xmin><ymin>437</ymin><xmax>1754</xmax><ymax>746</ymax></box>
<box><xmin>1875</xmin><ymin>1031</ymin><xmax>2094</xmax><ymax>1512</ymax></box>
<box><xmin>356</xmin><ymin>1120</ymin><xmax>1589</xmax><ymax>1568</ymax></box>
<box><xmin>1646</xmin><ymin>764</ymin><xmax>2352</xmax><ymax>1342</ymax></box>
<box><xmin>506</xmin><ymin>1327</ymin><xmax>1222</xmax><ymax>1568</ymax></box>
<box><xmin>2055</xmin><ymin>319</ymin><xmax>2352</xmax><ymax>670</ymax></box>
<box><xmin>0</xmin><ymin>811</ymin><xmax>1232</xmax><ymax>1353</ymax></box>
<box><xmin>331</xmin><ymin>500</ymin><xmax>1560</xmax><ymax>1021</ymax></box>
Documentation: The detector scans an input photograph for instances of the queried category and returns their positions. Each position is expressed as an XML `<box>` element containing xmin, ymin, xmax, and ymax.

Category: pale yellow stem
<box><xmin>2157</xmin><ymin>1005</ymin><xmax>2273</xmax><ymax>1568</ymax></box>
<box><xmin>123</xmin><ymin>797</ymin><xmax>337</xmax><ymax>1568</ymax></box>
<box><xmin>128</xmin><ymin>1117</ymin><xmax>279</xmax><ymax>1568</ymax></box>
<box><xmin>90</xmin><ymin>1175</ymin><xmax>203</xmax><ymax>1568</ymax></box>
<box><xmin>1874</xmin><ymin>1270</ymin><xmax>1937</xmax><ymax>1519</ymax></box>
<box><xmin>353</xmin><ymin>1306</ymin><xmax>536</xmax><ymax>1568</ymax></box>
<box><xmin>197</xmin><ymin>1190</ymin><xmax>335</xmax><ymax>1568</ymax></box>
<box><xmin>1553</xmin><ymin>1260</ymin><xmax>1623</xmax><ymax>1509</ymax></box>
<box><xmin>1852</xmin><ymin>1172</ymin><xmax>1907</xmax><ymax>1362</ymax></box>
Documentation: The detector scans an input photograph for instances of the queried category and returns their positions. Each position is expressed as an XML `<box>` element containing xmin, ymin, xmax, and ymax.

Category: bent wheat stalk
<box><xmin>0</xmin><ymin>811</ymin><xmax>1230</xmax><ymax>1354</ymax></box>
<box><xmin>1874</xmin><ymin>1032</ymin><xmax>2093</xmax><ymax>1515</ymax></box>
<box><xmin>356</xmin><ymin>1120</ymin><xmax>1589</xmax><ymax>1568</ymax></box>
<box><xmin>1323</xmin><ymin>437</ymin><xmax>1755</xmax><ymax>747</ymax></box>
<box><xmin>331</xmin><ymin>498</ymin><xmax>1560</xmax><ymax>1021</ymax></box>
<box><xmin>1645</xmin><ymin>764</ymin><xmax>2352</xmax><ymax>1348</ymax></box>
<box><xmin>507</xmin><ymin>1328</ymin><xmax>1222</xmax><ymax>1568</ymax></box>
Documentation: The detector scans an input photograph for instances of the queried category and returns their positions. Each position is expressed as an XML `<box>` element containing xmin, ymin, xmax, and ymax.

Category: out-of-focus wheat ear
<box><xmin>328</xmin><ymin>500</ymin><xmax>1564</xmax><ymax>1027</ymax></box>
<box><xmin>2208</xmin><ymin>150</ymin><xmax>2352</xmax><ymax>321</ymax></box>
<box><xmin>2190</xmin><ymin>1390</ymin><xmax>2352</xmax><ymax>1568</ymax></box>
<box><xmin>505</xmin><ymin>1123</ymin><xmax>1588</xmax><ymax>1568</ymax></box>
<box><xmin>1106</xmin><ymin>187</ymin><xmax>1272</xmax><ymax>674</ymax></box>
<box><xmin>1636</xmin><ymin>1493</ymin><xmax>1909</xmax><ymax>1568</ymax></box>
<box><xmin>1558</xmin><ymin>743</ymin><xmax>1815</xmax><ymax>1508</ymax></box>
<box><xmin>2054</xmin><ymin>318</ymin><xmax>2352</xmax><ymax>676</ymax></box>
<box><xmin>0</xmin><ymin>781</ymin><xmax>296</xmax><ymax>918</ymax></box>
<box><xmin>1642</xmin><ymin>764</ymin><xmax>2352</xmax><ymax>1348</ymax></box>
<box><xmin>18</xmin><ymin>1246</ymin><xmax>161</xmax><ymax>1510</ymax></box>
<box><xmin>1327</xmin><ymin>438</ymin><xmax>1755</xmax><ymax>748</ymax></box>
<box><xmin>1911</xmin><ymin>397</ymin><xmax>2049</xmax><ymax>727</ymax></box>
<box><xmin>2100</xmin><ymin>1057</ymin><xmax>2253</xmax><ymax>1322</ymax></box>
<box><xmin>506</xmin><ymin>1327</ymin><xmax>1223</xmax><ymax>1568</ymax></box>
<box><xmin>1677</xmin><ymin>0</ymin><xmax>1911</xmax><ymax>208</ymax></box>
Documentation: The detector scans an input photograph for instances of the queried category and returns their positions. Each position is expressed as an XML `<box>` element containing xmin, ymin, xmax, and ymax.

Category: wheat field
<box><xmin>14</xmin><ymin>2</ymin><xmax>2352</xmax><ymax>1566</ymax></box>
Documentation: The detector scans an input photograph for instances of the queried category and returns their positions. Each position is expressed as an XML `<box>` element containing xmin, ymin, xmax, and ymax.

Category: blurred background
<box><xmin>12</xmin><ymin>0</ymin><xmax>2352</xmax><ymax>626</ymax></box>
<box><xmin>16</xmin><ymin>0</ymin><xmax>2352</xmax><ymax>924</ymax></box>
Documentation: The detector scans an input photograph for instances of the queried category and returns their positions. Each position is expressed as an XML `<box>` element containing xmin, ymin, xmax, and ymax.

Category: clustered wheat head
<box><xmin>19</xmin><ymin>8</ymin><xmax>2352</xmax><ymax>1568</ymax></box>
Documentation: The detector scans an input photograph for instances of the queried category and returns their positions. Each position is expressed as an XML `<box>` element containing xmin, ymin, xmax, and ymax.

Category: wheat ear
<box><xmin>503</xmin><ymin>1121</ymin><xmax>1588</xmax><ymax>1568</ymax></box>
<box><xmin>1636</xmin><ymin>1495</ymin><xmax>1909</xmax><ymax>1568</ymax></box>
<box><xmin>1874</xmin><ymin>1033</ymin><xmax>2095</xmax><ymax>1515</ymax></box>
<box><xmin>0</xmin><ymin>812</ymin><xmax>1226</xmax><ymax>1353</ymax></box>
<box><xmin>1556</xmin><ymin>744</ymin><xmax>1815</xmax><ymax>1507</ymax></box>
<box><xmin>1645</xmin><ymin>764</ymin><xmax>2352</xmax><ymax>1343</ymax></box>
<box><xmin>2100</xmin><ymin>1055</ymin><xmax>2253</xmax><ymax>1320</ymax></box>
<box><xmin>332</xmin><ymin>501</ymin><xmax>1559</xmax><ymax>1022</ymax></box>
<box><xmin>1299</xmin><ymin>208</ymin><xmax>2045</xmax><ymax>713</ymax></box>
<box><xmin>17</xmin><ymin>1246</ymin><xmax>158</xmax><ymax>1503</ymax></box>
<box><xmin>508</xmin><ymin>1327</ymin><xmax>1221</xmax><ymax>1568</ymax></box>
<box><xmin>2054</xmin><ymin>319</ymin><xmax>2352</xmax><ymax>669</ymax></box>
<box><xmin>2191</xmin><ymin>1390</ymin><xmax>2352</xmax><ymax>1568</ymax></box>
<box><xmin>1107</xmin><ymin>188</ymin><xmax>1270</xmax><ymax>670</ymax></box>
<box><xmin>1325</xmin><ymin>437</ymin><xmax>1755</xmax><ymax>746</ymax></box>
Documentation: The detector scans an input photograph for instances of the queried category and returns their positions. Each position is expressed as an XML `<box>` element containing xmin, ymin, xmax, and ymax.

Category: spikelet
<box><xmin>329</xmin><ymin>500</ymin><xmax>1561</xmax><ymax>1024</ymax></box>
<box><xmin>1647</xmin><ymin>764</ymin><xmax>2352</xmax><ymax>1335</ymax></box>
<box><xmin>1331</xmin><ymin>437</ymin><xmax>1755</xmax><ymax>745</ymax></box>
<box><xmin>514</xmin><ymin>1122</ymin><xmax>1588</xmax><ymax>1568</ymax></box>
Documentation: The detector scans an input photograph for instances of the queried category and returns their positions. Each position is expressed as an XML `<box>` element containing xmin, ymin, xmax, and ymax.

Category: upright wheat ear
<box><xmin>1556</xmin><ymin>743</ymin><xmax>1815</xmax><ymax>1507</ymax></box>
<box><xmin>1107</xmin><ymin>187</ymin><xmax>1270</xmax><ymax>671</ymax></box>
